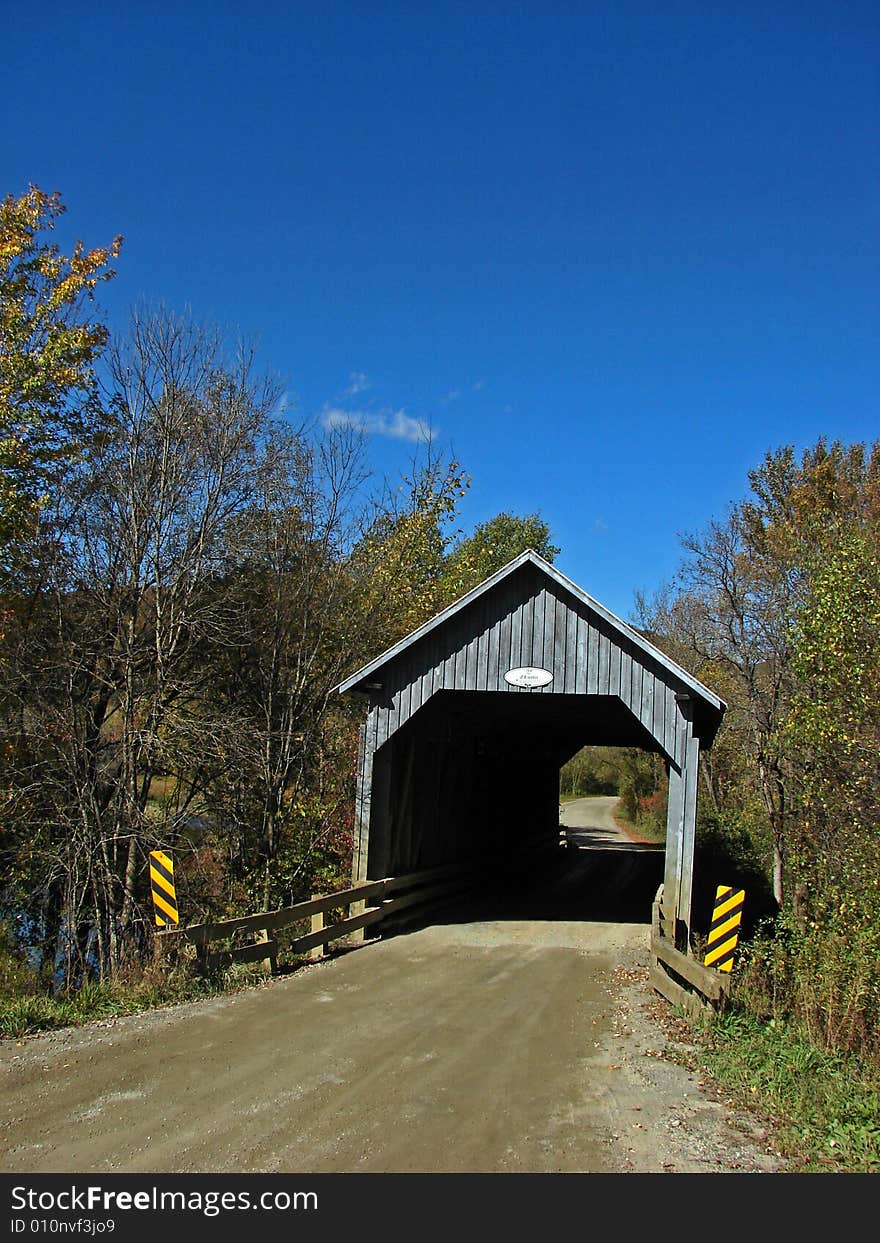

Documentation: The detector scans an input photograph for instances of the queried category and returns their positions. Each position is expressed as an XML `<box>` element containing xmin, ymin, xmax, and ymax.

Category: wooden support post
<box><xmin>353</xmin><ymin>720</ymin><xmax>374</xmax><ymax>884</ymax></box>
<box><xmin>153</xmin><ymin>928</ymin><xmax>179</xmax><ymax>970</ymax></box>
<box><xmin>677</xmin><ymin>717</ymin><xmax>701</xmax><ymax>951</ymax></box>
<box><xmin>255</xmin><ymin>927</ymin><xmax>277</xmax><ymax>975</ymax></box>
<box><xmin>663</xmin><ymin>762</ymin><xmax>684</xmax><ymax>941</ymax></box>
<box><xmin>664</xmin><ymin>694</ymin><xmax>700</xmax><ymax>953</ymax></box>
<box><xmin>309</xmin><ymin>904</ymin><xmax>325</xmax><ymax>961</ymax></box>
<box><xmin>347</xmin><ymin>898</ymin><xmax>366</xmax><ymax>946</ymax></box>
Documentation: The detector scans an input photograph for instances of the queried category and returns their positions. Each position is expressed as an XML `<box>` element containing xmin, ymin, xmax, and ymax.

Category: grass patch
<box><xmin>696</xmin><ymin>1007</ymin><xmax>880</xmax><ymax>1172</ymax></box>
<box><xmin>0</xmin><ymin>963</ymin><xmax>270</xmax><ymax>1039</ymax></box>
<box><xmin>612</xmin><ymin>806</ymin><xmax>665</xmax><ymax>844</ymax></box>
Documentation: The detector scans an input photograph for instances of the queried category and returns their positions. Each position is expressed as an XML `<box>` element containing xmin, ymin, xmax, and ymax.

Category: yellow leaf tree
<box><xmin>0</xmin><ymin>185</ymin><xmax>122</xmax><ymax>550</ymax></box>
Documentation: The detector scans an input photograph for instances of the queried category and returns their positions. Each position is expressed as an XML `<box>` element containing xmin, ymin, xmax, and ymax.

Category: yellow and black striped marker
<box><xmin>149</xmin><ymin>850</ymin><xmax>179</xmax><ymax>927</ymax></box>
<box><xmin>704</xmin><ymin>885</ymin><xmax>744</xmax><ymax>972</ymax></box>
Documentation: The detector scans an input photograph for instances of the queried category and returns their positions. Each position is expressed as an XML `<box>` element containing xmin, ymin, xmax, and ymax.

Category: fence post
<box><xmin>153</xmin><ymin>928</ymin><xmax>177</xmax><ymax>970</ymax></box>
<box><xmin>347</xmin><ymin>898</ymin><xmax>366</xmax><ymax>946</ymax></box>
<box><xmin>310</xmin><ymin>900</ymin><xmax>325</xmax><ymax>961</ymax></box>
<box><xmin>255</xmin><ymin>927</ymin><xmax>277</xmax><ymax>975</ymax></box>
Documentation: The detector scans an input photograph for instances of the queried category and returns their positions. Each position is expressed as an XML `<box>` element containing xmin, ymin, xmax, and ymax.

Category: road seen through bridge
<box><xmin>1</xmin><ymin>799</ymin><xmax>780</xmax><ymax>1174</ymax></box>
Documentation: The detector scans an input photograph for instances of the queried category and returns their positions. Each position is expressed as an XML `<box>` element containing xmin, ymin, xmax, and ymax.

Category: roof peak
<box><xmin>337</xmin><ymin>549</ymin><xmax>724</xmax><ymax>716</ymax></box>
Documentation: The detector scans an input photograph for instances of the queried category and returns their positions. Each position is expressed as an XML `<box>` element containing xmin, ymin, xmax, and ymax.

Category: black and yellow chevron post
<box><xmin>149</xmin><ymin>850</ymin><xmax>179</xmax><ymax>927</ymax></box>
<box><xmin>704</xmin><ymin>885</ymin><xmax>744</xmax><ymax>973</ymax></box>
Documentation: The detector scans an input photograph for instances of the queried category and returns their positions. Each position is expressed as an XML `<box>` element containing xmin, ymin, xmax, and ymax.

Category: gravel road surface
<box><xmin>1</xmin><ymin>802</ymin><xmax>781</xmax><ymax>1174</ymax></box>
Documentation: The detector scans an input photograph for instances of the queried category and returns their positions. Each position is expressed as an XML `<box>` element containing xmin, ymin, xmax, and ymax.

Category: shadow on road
<box><xmin>393</xmin><ymin>844</ymin><xmax>665</xmax><ymax>934</ymax></box>
<box><xmin>561</xmin><ymin>825</ymin><xmax>661</xmax><ymax>852</ymax></box>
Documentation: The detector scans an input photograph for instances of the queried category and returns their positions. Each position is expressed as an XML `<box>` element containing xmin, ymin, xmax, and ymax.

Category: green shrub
<box><xmin>698</xmin><ymin>1007</ymin><xmax>880</xmax><ymax>1171</ymax></box>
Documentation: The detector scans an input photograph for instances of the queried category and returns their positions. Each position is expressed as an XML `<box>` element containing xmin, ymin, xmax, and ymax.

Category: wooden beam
<box><xmin>678</xmin><ymin>710</ymin><xmax>700</xmax><ymax>944</ymax></box>
<box><xmin>289</xmin><ymin>904</ymin><xmax>387</xmax><ymax>956</ymax></box>
<box><xmin>650</xmin><ymin>930</ymin><xmax>729</xmax><ymax>1003</ymax></box>
<box><xmin>204</xmin><ymin>938</ymin><xmax>280</xmax><ymax>973</ymax></box>
<box><xmin>663</xmin><ymin>761</ymin><xmax>684</xmax><ymax>939</ymax></box>
<box><xmin>183</xmin><ymin>879</ymin><xmax>390</xmax><ymax>946</ymax></box>
<box><xmin>649</xmin><ymin>963</ymin><xmax>709</xmax><ymax>1023</ymax></box>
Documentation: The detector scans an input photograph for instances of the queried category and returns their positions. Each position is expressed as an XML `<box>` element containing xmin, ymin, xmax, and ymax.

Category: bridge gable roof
<box><xmin>337</xmin><ymin>550</ymin><xmax>724</xmax><ymax>721</ymax></box>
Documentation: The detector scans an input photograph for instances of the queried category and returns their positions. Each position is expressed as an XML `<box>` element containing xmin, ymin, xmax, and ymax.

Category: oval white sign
<box><xmin>504</xmin><ymin>666</ymin><xmax>553</xmax><ymax>689</ymax></box>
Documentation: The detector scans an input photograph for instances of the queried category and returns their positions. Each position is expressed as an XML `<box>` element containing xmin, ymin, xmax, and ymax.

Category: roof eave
<box><xmin>336</xmin><ymin>549</ymin><xmax>725</xmax><ymax>718</ymax></box>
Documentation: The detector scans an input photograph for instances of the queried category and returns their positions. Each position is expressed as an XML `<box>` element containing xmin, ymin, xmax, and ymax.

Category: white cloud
<box><xmin>321</xmin><ymin>405</ymin><xmax>433</xmax><ymax>443</ymax></box>
<box><xmin>344</xmin><ymin>371</ymin><xmax>370</xmax><ymax>397</ymax></box>
<box><xmin>592</xmin><ymin>517</ymin><xmax>609</xmax><ymax>533</ymax></box>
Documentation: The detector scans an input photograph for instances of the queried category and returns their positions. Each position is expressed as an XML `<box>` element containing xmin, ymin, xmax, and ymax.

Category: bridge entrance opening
<box><xmin>365</xmin><ymin>690</ymin><xmax>660</xmax><ymax>876</ymax></box>
<box><xmin>338</xmin><ymin>552</ymin><xmax>725</xmax><ymax>949</ymax></box>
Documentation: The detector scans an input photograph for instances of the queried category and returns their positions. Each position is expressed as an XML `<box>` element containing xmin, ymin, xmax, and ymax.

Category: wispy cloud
<box><xmin>272</xmin><ymin>389</ymin><xmax>293</xmax><ymax>417</ymax></box>
<box><xmin>321</xmin><ymin>405</ymin><xmax>433</xmax><ymax>443</ymax></box>
<box><xmin>441</xmin><ymin>388</ymin><xmax>462</xmax><ymax>404</ymax></box>
<box><xmin>343</xmin><ymin>371</ymin><xmax>370</xmax><ymax>397</ymax></box>
<box><xmin>592</xmin><ymin>517</ymin><xmax>609</xmax><ymax>533</ymax></box>
<box><xmin>472</xmin><ymin>378</ymin><xmax>486</xmax><ymax>392</ymax></box>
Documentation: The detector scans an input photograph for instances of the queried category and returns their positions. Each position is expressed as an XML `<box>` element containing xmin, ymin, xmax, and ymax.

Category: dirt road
<box><xmin>1</xmin><ymin>815</ymin><xmax>781</xmax><ymax>1174</ymax></box>
<box><xmin>560</xmin><ymin>794</ymin><xmax>623</xmax><ymax>833</ymax></box>
<box><xmin>560</xmin><ymin>795</ymin><xmax>660</xmax><ymax>849</ymax></box>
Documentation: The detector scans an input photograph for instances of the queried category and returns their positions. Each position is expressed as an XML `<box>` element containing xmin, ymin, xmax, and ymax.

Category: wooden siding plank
<box><xmin>640</xmin><ymin>664</ymin><xmax>654</xmax><ymax>731</ymax></box>
<box><xmin>664</xmin><ymin>685</ymin><xmax>677</xmax><ymax>759</ymax></box>
<box><xmin>488</xmin><ymin>613</ymin><xmax>501</xmax><ymax>692</ymax></box>
<box><xmin>619</xmin><ymin>646</ymin><xmax>633</xmax><ymax>713</ymax></box>
<box><xmin>522</xmin><ymin>584</ymin><xmax>536</xmax><ymax>671</ymax></box>
<box><xmin>540</xmin><ymin>588</ymin><xmax>554</xmax><ymax>685</ymax></box>
<box><xmin>587</xmin><ymin>623</ymin><xmax>599</xmax><ymax>694</ymax></box>
<box><xmin>552</xmin><ymin>588</ymin><xmax>567</xmax><ymax>691</ymax></box>
<box><xmin>423</xmin><ymin>644</ymin><xmax>435</xmax><ymax>698</ymax></box>
<box><xmin>531</xmin><ymin>586</ymin><xmax>546</xmax><ymax>686</ymax></box>
<box><xmin>630</xmin><ymin>655</ymin><xmax>643</xmax><ymax>721</ymax></box>
<box><xmin>510</xmin><ymin>591</ymin><xmax>523</xmax><ymax>676</ymax></box>
<box><xmin>598</xmin><ymin>627</ymin><xmax>610</xmax><ymax>695</ymax></box>
<box><xmin>401</xmin><ymin>654</ymin><xmax>414</xmax><ymax>729</ymax></box>
<box><xmin>609</xmin><ymin>638</ymin><xmax>621</xmax><ymax>698</ymax></box>
<box><xmin>563</xmin><ymin>595</ymin><xmax>578</xmax><ymax>693</ymax></box>
<box><xmin>499</xmin><ymin>598</ymin><xmax>513</xmax><ymax>690</ymax></box>
<box><xmin>575</xmin><ymin>611</ymin><xmax>588</xmax><ymax>693</ymax></box>
<box><xmin>387</xmin><ymin>666</ymin><xmax>402</xmax><ymax>736</ymax></box>
<box><xmin>653</xmin><ymin>671</ymin><xmax>666</xmax><ymax>747</ymax></box>
<box><xmin>465</xmin><ymin>632</ymin><xmax>479</xmax><ymax>690</ymax></box>
<box><xmin>475</xmin><ymin>615</ymin><xmax>487</xmax><ymax>689</ymax></box>
<box><xmin>443</xmin><ymin>634</ymin><xmax>455</xmax><ymax>690</ymax></box>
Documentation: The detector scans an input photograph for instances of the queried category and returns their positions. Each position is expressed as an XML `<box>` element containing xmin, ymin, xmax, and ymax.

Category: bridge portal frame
<box><xmin>338</xmin><ymin>551</ymin><xmax>725</xmax><ymax>951</ymax></box>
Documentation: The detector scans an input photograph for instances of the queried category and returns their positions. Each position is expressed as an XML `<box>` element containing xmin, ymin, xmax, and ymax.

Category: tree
<box><xmin>0</xmin><ymin>186</ymin><xmax>121</xmax><ymax>552</ymax></box>
<box><xmin>0</xmin><ymin>308</ymin><xmax>279</xmax><ymax>978</ymax></box>
<box><xmin>639</xmin><ymin>438</ymin><xmax>880</xmax><ymax>907</ymax></box>
<box><xmin>351</xmin><ymin>448</ymin><xmax>473</xmax><ymax>648</ymax></box>
<box><xmin>199</xmin><ymin>424</ymin><xmax>377</xmax><ymax>910</ymax></box>
<box><xmin>780</xmin><ymin>530</ymin><xmax>880</xmax><ymax>1055</ymax></box>
<box><xmin>443</xmin><ymin>510</ymin><xmax>559</xmax><ymax>597</ymax></box>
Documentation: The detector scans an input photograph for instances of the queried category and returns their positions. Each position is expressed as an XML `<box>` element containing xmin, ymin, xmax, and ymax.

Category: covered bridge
<box><xmin>338</xmin><ymin>550</ymin><xmax>725</xmax><ymax>948</ymax></box>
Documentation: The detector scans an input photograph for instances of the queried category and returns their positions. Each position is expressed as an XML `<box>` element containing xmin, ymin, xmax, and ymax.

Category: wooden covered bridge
<box><xmin>339</xmin><ymin>550</ymin><xmax>725</xmax><ymax>948</ymax></box>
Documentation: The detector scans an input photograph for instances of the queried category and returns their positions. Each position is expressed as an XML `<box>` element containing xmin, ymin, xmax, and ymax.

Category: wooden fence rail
<box><xmin>156</xmin><ymin>859</ymin><xmax>478</xmax><ymax>974</ymax></box>
<box><xmin>650</xmin><ymin>884</ymin><xmax>731</xmax><ymax>1020</ymax></box>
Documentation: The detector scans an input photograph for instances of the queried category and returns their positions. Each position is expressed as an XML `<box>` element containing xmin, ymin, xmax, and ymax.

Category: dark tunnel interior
<box><xmin>366</xmin><ymin>690</ymin><xmax>666</xmax><ymax>923</ymax></box>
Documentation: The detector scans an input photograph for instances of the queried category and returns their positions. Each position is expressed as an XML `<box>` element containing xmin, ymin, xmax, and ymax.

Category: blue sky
<box><xmin>5</xmin><ymin>1</ymin><xmax>878</xmax><ymax>618</ymax></box>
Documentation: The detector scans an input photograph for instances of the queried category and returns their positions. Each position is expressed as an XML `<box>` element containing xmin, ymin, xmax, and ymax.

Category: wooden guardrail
<box><xmin>650</xmin><ymin>884</ymin><xmax>731</xmax><ymax>1021</ymax></box>
<box><xmin>156</xmin><ymin>860</ymin><xmax>477</xmax><ymax>974</ymax></box>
